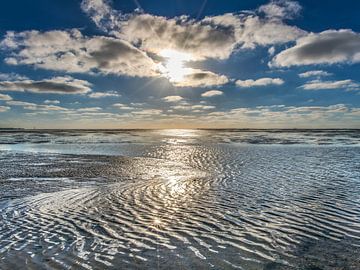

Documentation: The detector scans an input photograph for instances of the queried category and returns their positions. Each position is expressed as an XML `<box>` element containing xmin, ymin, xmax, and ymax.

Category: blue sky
<box><xmin>0</xmin><ymin>0</ymin><xmax>359</xmax><ymax>128</ymax></box>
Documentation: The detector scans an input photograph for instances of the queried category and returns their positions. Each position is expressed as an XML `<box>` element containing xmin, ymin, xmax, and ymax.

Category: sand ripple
<box><xmin>1</xmin><ymin>142</ymin><xmax>360</xmax><ymax>269</ymax></box>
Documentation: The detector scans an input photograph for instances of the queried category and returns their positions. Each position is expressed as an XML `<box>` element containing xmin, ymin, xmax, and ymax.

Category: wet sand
<box><xmin>1</xmin><ymin>130</ymin><xmax>360</xmax><ymax>269</ymax></box>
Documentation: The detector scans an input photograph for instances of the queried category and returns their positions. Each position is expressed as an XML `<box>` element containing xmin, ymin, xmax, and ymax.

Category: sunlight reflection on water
<box><xmin>0</xmin><ymin>130</ymin><xmax>360</xmax><ymax>269</ymax></box>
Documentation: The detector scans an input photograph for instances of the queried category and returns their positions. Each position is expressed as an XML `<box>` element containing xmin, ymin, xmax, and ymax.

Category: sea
<box><xmin>0</xmin><ymin>129</ymin><xmax>359</xmax><ymax>269</ymax></box>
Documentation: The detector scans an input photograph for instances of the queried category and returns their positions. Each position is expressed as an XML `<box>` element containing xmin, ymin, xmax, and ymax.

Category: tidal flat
<box><xmin>0</xmin><ymin>129</ymin><xmax>360</xmax><ymax>269</ymax></box>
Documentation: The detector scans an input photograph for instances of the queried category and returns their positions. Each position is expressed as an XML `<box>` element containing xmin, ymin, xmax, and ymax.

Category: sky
<box><xmin>0</xmin><ymin>0</ymin><xmax>359</xmax><ymax>129</ymax></box>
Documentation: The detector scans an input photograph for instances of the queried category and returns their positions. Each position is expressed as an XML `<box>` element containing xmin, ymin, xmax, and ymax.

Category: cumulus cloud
<box><xmin>173</xmin><ymin>70</ymin><xmax>229</xmax><ymax>87</ymax></box>
<box><xmin>81</xmin><ymin>0</ymin><xmax>306</xmax><ymax>61</ymax></box>
<box><xmin>271</xmin><ymin>30</ymin><xmax>360</xmax><ymax>67</ymax></box>
<box><xmin>1</xmin><ymin>29</ymin><xmax>159</xmax><ymax>77</ymax></box>
<box><xmin>298</xmin><ymin>70</ymin><xmax>332</xmax><ymax>78</ymax></box>
<box><xmin>162</xmin><ymin>96</ymin><xmax>183</xmax><ymax>102</ymax></box>
<box><xmin>236</xmin><ymin>77</ymin><xmax>284</xmax><ymax>87</ymax></box>
<box><xmin>0</xmin><ymin>93</ymin><xmax>12</xmax><ymax>101</ymax></box>
<box><xmin>300</xmin><ymin>79</ymin><xmax>360</xmax><ymax>90</ymax></box>
<box><xmin>0</xmin><ymin>76</ymin><xmax>91</xmax><ymax>94</ymax></box>
<box><xmin>0</xmin><ymin>106</ymin><xmax>10</xmax><ymax>112</ymax></box>
<box><xmin>201</xmin><ymin>90</ymin><xmax>223</xmax><ymax>97</ymax></box>
<box><xmin>0</xmin><ymin>0</ymin><xmax>309</xmax><ymax>90</ymax></box>
<box><xmin>89</xmin><ymin>91</ymin><xmax>120</xmax><ymax>98</ymax></box>
<box><xmin>258</xmin><ymin>0</ymin><xmax>302</xmax><ymax>19</ymax></box>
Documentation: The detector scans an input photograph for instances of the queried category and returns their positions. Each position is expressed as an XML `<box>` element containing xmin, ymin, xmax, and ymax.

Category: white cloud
<box><xmin>0</xmin><ymin>73</ymin><xmax>28</xmax><ymax>80</ymax></box>
<box><xmin>112</xmin><ymin>103</ymin><xmax>134</xmax><ymax>110</ymax></box>
<box><xmin>236</xmin><ymin>77</ymin><xmax>284</xmax><ymax>87</ymax></box>
<box><xmin>44</xmin><ymin>100</ymin><xmax>60</xmax><ymax>104</ymax></box>
<box><xmin>202</xmin><ymin>13</ymin><xmax>305</xmax><ymax>50</ymax></box>
<box><xmin>89</xmin><ymin>91</ymin><xmax>120</xmax><ymax>98</ymax></box>
<box><xmin>258</xmin><ymin>0</ymin><xmax>302</xmax><ymax>19</ymax></box>
<box><xmin>198</xmin><ymin>104</ymin><xmax>359</xmax><ymax>127</ymax></box>
<box><xmin>0</xmin><ymin>93</ymin><xmax>12</xmax><ymax>101</ymax></box>
<box><xmin>300</xmin><ymin>79</ymin><xmax>360</xmax><ymax>90</ymax></box>
<box><xmin>81</xmin><ymin>0</ymin><xmax>123</xmax><ymax>32</ymax></box>
<box><xmin>77</xmin><ymin>107</ymin><xmax>102</xmax><ymax>112</ymax></box>
<box><xmin>0</xmin><ymin>106</ymin><xmax>10</xmax><ymax>112</ymax></box>
<box><xmin>7</xmin><ymin>100</ymin><xmax>69</xmax><ymax>111</ymax></box>
<box><xmin>191</xmin><ymin>105</ymin><xmax>215</xmax><ymax>110</ymax></box>
<box><xmin>162</xmin><ymin>96</ymin><xmax>183</xmax><ymax>102</ymax></box>
<box><xmin>0</xmin><ymin>76</ymin><xmax>91</xmax><ymax>94</ymax></box>
<box><xmin>171</xmin><ymin>101</ymin><xmax>216</xmax><ymax>112</ymax></box>
<box><xmin>132</xmin><ymin>109</ymin><xmax>163</xmax><ymax>115</ymax></box>
<box><xmin>298</xmin><ymin>70</ymin><xmax>332</xmax><ymax>78</ymax></box>
<box><xmin>268</xmin><ymin>46</ymin><xmax>276</xmax><ymax>56</ymax></box>
<box><xmin>201</xmin><ymin>90</ymin><xmax>223</xmax><ymax>97</ymax></box>
<box><xmin>81</xmin><ymin>0</ymin><xmax>306</xmax><ymax>61</ymax></box>
<box><xmin>6</xmin><ymin>100</ymin><xmax>34</xmax><ymax>106</ymax></box>
<box><xmin>1</xmin><ymin>29</ymin><xmax>159</xmax><ymax>77</ymax></box>
<box><xmin>271</xmin><ymin>29</ymin><xmax>360</xmax><ymax>67</ymax></box>
<box><xmin>1</xmin><ymin>0</ymin><xmax>308</xmax><ymax>89</ymax></box>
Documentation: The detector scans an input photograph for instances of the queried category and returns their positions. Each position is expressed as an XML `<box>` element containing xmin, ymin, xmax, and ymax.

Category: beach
<box><xmin>0</xmin><ymin>129</ymin><xmax>360</xmax><ymax>269</ymax></box>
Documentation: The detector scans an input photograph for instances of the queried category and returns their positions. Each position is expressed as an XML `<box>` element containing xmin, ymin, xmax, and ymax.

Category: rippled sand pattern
<box><xmin>0</xmin><ymin>130</ymin><xmax>360</xmax><ymax>269</ymax></box>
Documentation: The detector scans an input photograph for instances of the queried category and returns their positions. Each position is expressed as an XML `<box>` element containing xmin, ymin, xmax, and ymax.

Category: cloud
<box><xmin>201</xmin><ymin>90</ymin><xmax>223</xmax><ymax>97</ymax></box>
<box><xmin>89</xmin><ymin>91</ymin><xmax>120</xmax><ymax>98</ymax></box>
<box><xmin>271</xmin><ymin>30</ymin><xmax>360</xmax><ymax>67</ymax></box>
<box><xmin>1</xmin><ymin>0</ymin><xmax>308</xmax><ymax>89</ymax></box>
<box><xmin>44</xmin><ymin>99</ymin><xmax>60</xmax><ymax>104</ymax></box>
<box><xmin>112</xmin><ymin>103</ymin><xmax>134</xmax><ymax>110</ymax></box>
<box><xmin>236</xmin><ymin>77</ymin><xmax>284</xmax><ymax>87</ymax></box>
<box><xmin>0</xmin><ymin>72</ymin><xmax>28</xmax><ymax>80</ymax></box>
<box><xmin>298</xmin><ymin>70</ymin><xmax>332</xmax><ymax>78</ymax></box>
<box><xmin>300</xmin><ymin>79</ymin><xmax>360</xmax><ymax>90</ymax></box>
<box><xmin>191</xmin><ymin>105</ymin><xmax>215</xmax><ymax>110</ymax></box>
<box><xmin>0</xmin><ymin>93</ymin><xmax>12</xmax><ymax>101</ymax></box>
<box><xmin>173</xmin><ymin>70</ymin><xmax>229</xmax><ymax>87</ymax></box>
<box><xmin>171</xmin><ymin>101</ymin><xmax>216</xmax><ymax>112</ymax></box>
<box><xmin>82</xmin><ymin>0</ymin><xmax>306</xmax><ymax>61</ymax></box>
<box><xmin>258</xmin><ymin>0</ymin><xmax>302</xmax><ymax>19</ymax></box>
<box><xmin>1</xmin><ymin>29</ymin><xmax>159</xmax><ymax>77</ymax></box>
<box><xmin>205</xmin><ymin>13</ymin><xmax>305</xmax><ymax>50</ymax></box>
<box><xmin>268</xmin><ymin>46</ymin><xmax>276</xmax><ymax>56</ymax></box>
<box><xmin>162</xmin><ymin>96</ymin><xmax>183</xmax><ymax>102</ymax></box>
<box><xmin>0</xmin><ymin>76</ymin><xmax>91</xmax><ymax>94</ymax></box>
<box><xmin>77</xmin><ymin>107</ymin><xmax>102</xmax><ymax>112</ymax></box>
<box><xmin>0</xmin><ymin>106</ymin><xmax>10</xmax><ymax>112</ymax></box>
<box><xmin>132</xmin><ymin>109</ymin><xmax>163</xmax><ymax>115</ymax></box>
<box><xmin>7</xmin><ymin>100</ymin><xmax>69</xmax><ymax>111</ymax></box>
<box><xmin>6</xmin><ymin>100</ymin><xmax>34</xmax><ymax>106</ymax></box>
<box><xmin>81</xmin><ymin>0</ymin><xmax>123</xmax><ymax>33</ymax></box>
<box><xmin>199</xmin><ymin>104</ymin><xmax>358</xmax><ymax>127</ymax></box>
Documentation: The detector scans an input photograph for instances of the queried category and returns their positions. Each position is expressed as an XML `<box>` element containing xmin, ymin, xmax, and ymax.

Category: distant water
<box><xmin>0</xmin><ymin>129</ymin><xmax>360</xmax><ymax>269</ymax></box>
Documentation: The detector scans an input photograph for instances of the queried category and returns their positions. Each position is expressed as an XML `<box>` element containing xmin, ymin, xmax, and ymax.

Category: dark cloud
<box><xmin>172</xmin><ymin>70</ymin><xmax>229</xmax><ymax>87</ymax></box>
<box><xmin>0</xmin><ymin>76</ymin><xmax>91</xmax><ymax>94</ymax></box>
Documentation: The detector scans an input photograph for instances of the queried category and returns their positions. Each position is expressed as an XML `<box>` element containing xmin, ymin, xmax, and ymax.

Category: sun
<box><xmin>159</xmin><ymin>49</ymin><xmax>192</xmax><ymax>82</ymax></box>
